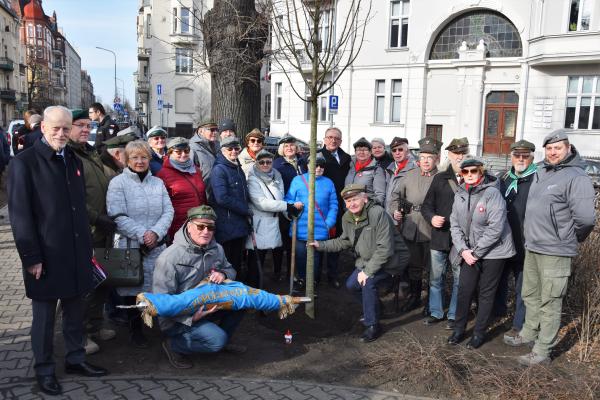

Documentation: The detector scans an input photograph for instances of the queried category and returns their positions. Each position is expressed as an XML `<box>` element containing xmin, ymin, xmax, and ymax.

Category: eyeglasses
<box><xmin>257</xmin><ymin>159</ymin><xmax>272</xmax><ymax>165</ymax></box>
<box><xmin>355</xmin><ymin>148</ymin><xmax>370</xmax><ymax>153</ymax></box>
<box><xmin>209</xmin><ymin>128</ymin><xmax>219</xmax><ymax>133</ymax></box>
<box><xmin>315</xmin><ymin>164</ymin><xmax>325</xmax><ymax>169</ymax></box>
<box><xmin>391</xmin><ymin>147</ymin><xmax>406</xmax><ymax>153</ymax></box>
<box><xmin>190</xmin><ymin>222</ymin><xmax>215</xmax><ymax>232</ymax></box>
<box><xmin>325</xmin><ymin>136</ymin><xmax>341</xmax><ymax>141</ymax></box>
<box><xmin>511</xmin><ymin>152</ymin><xmax>531</xmax><ymax>159</ymax></box>
<box><xmin>173</xmin><ymin>148</ymin><xmax>191</xmax><ymax>155</ymax></box>
<box><xmin>419</xmin><ymin>155</ymin><xmax>436</xmax><ymax>161</ymax></box>
<box><xmin>249</xmin><ymin>138</ymin><xmax>263</xmax><ymax>144</ymax></box>
<box><xmin>460</xmin><ymin>168</ymin><xmax>480</xmax><ymax>175</ymax></box>
<box><xmin>73</xmin><ymin>123</ymin><xmax>92</xmax><ymax>129</ymax></box>
<box><xmin>225</xmin><ymin>146</ymin><xmax>241</xmax><ymax>152</ymax></box>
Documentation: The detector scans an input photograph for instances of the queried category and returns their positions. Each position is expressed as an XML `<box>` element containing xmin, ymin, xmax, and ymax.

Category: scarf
<box><xmin>394</xmin><ymin>159</ymin><xmax>409</xmax><ymax>176</ymax></box>
<box><xmin>354</xmin><ymin>158</ymin><xmax>372</xmax><ymax>172</ymax></box>
<box><xmin>465</xmin><ymin>175</ymin><xmax>484</xmax><ymax>191</ymax></box>
<box><xmin>170</xmin><ymin>157</ymin><xmax>196</xmax><ymax>174</ymax></box>
<box><xmin>129</xmin><ymin>167</ymin><xmax>149</xmax><ymax>182</ymax></box>
<box><xmin>505</xmin><ymin>163</ymin><xmax>537</xmax><ymax>197</ymax></box>
<box><xmin>253</xmin><ymin>163</ymin><xmax>275</xmax><ymax>181</ymax></box>
<box><xmin>247</xmin><ymin>148</ymin><xmax>257</xmax><ymax>160</ymax></box>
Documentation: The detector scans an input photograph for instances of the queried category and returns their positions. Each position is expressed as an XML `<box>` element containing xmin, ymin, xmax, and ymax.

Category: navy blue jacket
<box><xmin>23</xmin><ymin>128</ymin><xmax>42</xmax><ymax>150</ymax></box>
<box><xmin>8</xmin><ymin>140</ymin><xmax>94</xmax><ymax>300</ymax></box>
<box><xmin>210</xmin><ymin>153</ymin><xmax>251</xmax><ymax>242</ymax></box>
<box><xmin>272</xmin><ymin>156</ymin><xmax>307</xmax><ymax>194</ymax></box>
<box><xmin>150</xmin><ymin>150</ymin><xmax>165</xmax><ymax>175</ymax></box>
<box><xmin>0</xmin><ymin>129</ymin><xmax>9</xmax><ymax>169</ymax></box>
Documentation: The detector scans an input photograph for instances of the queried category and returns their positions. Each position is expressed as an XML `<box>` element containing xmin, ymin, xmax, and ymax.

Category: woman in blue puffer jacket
<box><xmin>285</xmin><ymin>154</ymin><xmax>338</xmax><ymax>293</ymax></box>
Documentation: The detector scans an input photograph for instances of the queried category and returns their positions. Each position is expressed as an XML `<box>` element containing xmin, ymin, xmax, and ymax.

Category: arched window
<box><xmin>429</xmin><ymin>11</ymin><xmax>522</xmax><ymax>60</ymax></box>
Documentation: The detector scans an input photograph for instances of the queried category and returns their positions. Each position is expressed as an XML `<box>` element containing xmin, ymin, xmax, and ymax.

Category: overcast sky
<box><xmin>44</xmin><ymin>0</ymin><xmax>137</xmax><ymax>108</ymax></box>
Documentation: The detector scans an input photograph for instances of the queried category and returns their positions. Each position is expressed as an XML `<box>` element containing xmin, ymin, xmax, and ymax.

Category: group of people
<box><xmin>6</xmin><ymin>104</ymin><xmax>596</xmax><ymax>396</ymax></box>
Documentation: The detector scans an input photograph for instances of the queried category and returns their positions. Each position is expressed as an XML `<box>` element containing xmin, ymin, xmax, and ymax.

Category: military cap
<box><xmin>353</xmin><ymin>137</ymin><xmax>372</xmax><ymax>150</ymax></box>
<box><xmin>510</xmin><ymin>140</ymin><xmax>535</xmax><ymax>152</ymax></box>
<box><xmin>146</xmin><ymin>125</ymin><xmax>167</xmax><ymax>138</ymax></box>
<box><xmin>445</xmin><ymin>137</ymin><xmax>469</xmax><ymax>153</ymax></box>
<box><xmin>418</xmin><ymin>137</ymin><xmax>441</xmax><ymax>154</ymax></box>
<box><xmin>543</xmin><ymin>129</ymin><xmax>569</xmax><ymax>147</ymax></box>
<box><xmin>218</xmin><ymin>118</ymin><xmax>236</xmax><ymax>133</ymax></box>
<box><xmin>460</xmin><ymin>157</ymin><xmax>484</xmax><ymax>169</ymax></box>
<box><xmin>245</xmin><ymin>128</ymin><xmax>264</xmax><ymax>143</ymax></box>
<box><xmin>255</xmin><ymin>149</ymin><xmax>274</xmax><ymax>161</ymax></box>
<box><xmin>278</xmin><ymin>134</ymin><xmax>297</xmax><ymax>145</ymax></box>
<box><xmin>197</xmin><ymin>119</ymin><xmax>217</xmax><ymax>129</ymax></box>
<box><xmin>71</xmin><ymin>109</ymin><xmax>88</xmax><ymax>121</ymax></box>
<box><xmin>167</xmin><ymin>137</ymin><xmax>189</xmax><ymax>150</ymax></box>
<box><xmin>187</xmin><ymin>205</ymin><xmax>217</xmax><ymax>221</ymax></box>
<box><xmin>341</xmin><ymin>183</ymin><xmax>367</xmax><ymax>199</ymax></box>
<box><xmin>390</xmin><ymin>137</ymin><xmax>409</xmax><ymax>149</ymax></box>
<box><xmin>220</xmin><ymin>136</ymin><xmax>241</xmax><ymax>148</ymax></box>
<box><xmin>104</xmin><ymin>133</ymin><xmax>137</xmax><ymax>149</ymax></box>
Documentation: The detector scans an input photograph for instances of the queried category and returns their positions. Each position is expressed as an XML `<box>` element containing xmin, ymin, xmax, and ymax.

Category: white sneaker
<box><xmin>518</xmin><ymin>352</ymin><xmax>550</xmax><ymax>366</ymax></box>
<box><xmin>85</xmin><ymin>337</ymin><xmax>100</xmax><ymax>355</ymax></box>
<box><xmin>503</xmin><ymin>334</ymin><xmax>534</xmax><ymax>347</ymax></box>
<box><xmin>90</xmin><ymin>328</ymin><xmax>116</xmax><ymax>341</ymax></box>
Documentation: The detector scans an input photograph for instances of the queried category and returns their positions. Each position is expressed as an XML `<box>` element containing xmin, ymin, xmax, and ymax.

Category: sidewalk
<box><xmin>0</xmin><ymin>205</ymin><xmax>430</xmax><ymax>400</ymax></box>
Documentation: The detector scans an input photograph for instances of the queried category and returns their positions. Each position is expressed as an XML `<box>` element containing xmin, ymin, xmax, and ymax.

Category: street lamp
<box><xmin>115</xmin><ymin>77</ymin><xmax>126</xmax><ymax>104</ymax></box>
<box><xmin>95</xmin><ymin>46</ymin><xmax>117</xmax><ymax>103</ymax></box>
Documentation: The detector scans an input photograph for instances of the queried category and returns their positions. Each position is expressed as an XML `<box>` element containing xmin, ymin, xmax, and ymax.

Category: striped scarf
<box><xmin>505</xmin><ymin>163</ymin><xmax>537</xmax><ymax>197</ymax></box>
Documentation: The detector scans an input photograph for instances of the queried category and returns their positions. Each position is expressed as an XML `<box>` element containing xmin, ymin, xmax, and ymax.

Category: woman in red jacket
<box><xmin>157</xmin><ymin>137</ymin><xmax>207</xmax><ymax>243</ymax></box>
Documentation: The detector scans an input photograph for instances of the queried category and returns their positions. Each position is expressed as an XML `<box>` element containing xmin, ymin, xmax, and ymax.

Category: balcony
<box><xmin>0</xmin><ymin>89</ymin><xmax>16</xmax><ymax>102</ymax></box>
<box><xmin>528</xmin><ymin>31</ymin><xmax>600</xmax><ymax>66</ymax></box>
<box><xmin>137</xmin><ymin>78</ymin><xmax>150</xmax><ymax>93</ymax></box>
<box><xmin>53</xmin><ymin>62</ymin><xmax>65</xmax><ymax>70</ymax></box>
<box><xmin>170</xmin><ymin>33</ymin><xmax>201</xmax><ymax>45</ymax></box>
<box><xmin>52</xmin><ymin>46</ymin><xmax>63</xmax><ymax>55</ymax></box>
<box><xmin>138</xmin><ymin>47</ymin><xmax>151</xmax><ymax>60</ymax></box>
<box><xmin>0</xmin><ymin>57</ymin><xmax>14</xmax><ymax>71</ymax></box>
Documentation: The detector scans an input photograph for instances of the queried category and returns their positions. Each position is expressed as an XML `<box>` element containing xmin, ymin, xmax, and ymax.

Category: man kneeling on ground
<box><xmin>153</xmin><ymin>205</ymin><xmax>246</xmax><ymax>369</ymax></box>
<box><xmin>309</xmin><ymin>184</ymin><xmax>409</xmax><ymax>342</ymax></box>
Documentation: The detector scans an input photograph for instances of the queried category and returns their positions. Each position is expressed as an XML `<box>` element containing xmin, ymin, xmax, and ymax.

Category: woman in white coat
<box><xmin>106</xmin><ymin>140</ymin><xmax>174</xmax><ymax>348</ymax></box>
<box><xmin>246</xmin><ymin>149</ymin><xmax>303</xmax><ymax>286</ymax></box>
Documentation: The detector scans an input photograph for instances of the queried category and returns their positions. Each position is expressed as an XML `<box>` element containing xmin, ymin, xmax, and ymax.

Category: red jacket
<box><xmin>157</xmin><ymin>157</ymin><xmax>207</xmax><ymax>240</ymax></box>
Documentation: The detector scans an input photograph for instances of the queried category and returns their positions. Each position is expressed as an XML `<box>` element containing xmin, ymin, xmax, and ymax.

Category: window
<box><xmin>390</xmin><ymin>79</ymin><xmax>402</xmax><ymax>122</ymax></box>
<box><xmin>568</xmin><ymin>0</ymin><xmax>592</xmax><ymax>31</ymax></box>
<box><xmin>429</xmin><ymin>11</ymin><xmax>522</xmax><ymax>59</ymax></box>
<box><xmin>172</xmin><ymin>8</ymin><xmax>177</xmax><ymax>33</ymax></box>
<box><xmin>319</xmin><ymin>82</ymin><xmax>331</xmax><ymax>122</ymax></box>
<box><xmin>374</xmin><ymin>80</ymin><xmax>385</xmax><ymax>123</ymax></box>
<box><xmin>175</xmin><ymin>48</ymin><xmax>193</xmax><ymax>73</ymax></box>
<box><xmin>146</xmin><ymin>14</ymin><xmax>152</xmax><ymax>38</ymax></box>
<box><xmin>565</xmin><ymin>76</ymin><xmax>600</xmax><ymax>130</ymax></box>
<box><xmin>389</xmin><ymin>0</ymin><xmax>409</xmax><ymax>48</ymax></box>
<box><xmin>27</xmin><ymin>24</ymin><xmax>33</xmax><ymax>38</ymax></box>
<box><xmin>36</xmin><ymin>24</ymin><xmax>42</xmax><ymax>38</ymax></box>
<box><xmin>274</xmin><ymin>83</ymin><xmax>282</xmax><ymax>120</ymax></box>
<box><xmin>181</xmin><ymin>8</ymin><xmax>191</xmax><ymax>34</ymax></box>
<box><xmin>304</xmin><ymin>85</ymin><xmax>311</xmax><ymax>121</ymax></box>
<box><xmin>320</xmin><ymin>10</ymin><xmax>333</xmax><ymax>49</ymax></box>
<box><xmin>264</xmin><ymin>94</ymin><xmax>271</xmax><ymax>119</ymax></box>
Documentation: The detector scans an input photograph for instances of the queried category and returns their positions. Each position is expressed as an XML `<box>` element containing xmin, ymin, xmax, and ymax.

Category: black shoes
<box><xmin>466</xmin><ymin>335</ymin><xmax>485</xmax><ymax>349</ymax></box>
<box><xmin>65</xmin><ymin>361</ymin><xmax>109</xmax><ymax>377</ymax></box>
<box><xmin>423</xmin><ymin>315</ymin><xmax>444</xmax><ymax>325</ymax></box>
<box><xmin>36</xmin><ymin>375</ymin><xmax>62</xmax><ymax>396</ymax></box>
<box><xmin>447</xmin><ymin>332</ymin><xmax>464</xmax><ymax>345</ymax></box>
<box><xmin>360</xmin><ymin>324</ymin><xmax>382</xmax><ymax>343</ymax></box>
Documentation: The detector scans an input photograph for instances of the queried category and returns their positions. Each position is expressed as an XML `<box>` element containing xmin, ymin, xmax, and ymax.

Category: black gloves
<box><xmin>287</xmin><ymin>203</ymin><xmax>301</xmax><ymax>219</ymax></box>
<box><xmin>95</xmin><ymin>214</ymin><xmax>117</xmax><ymax>233</ymax></box>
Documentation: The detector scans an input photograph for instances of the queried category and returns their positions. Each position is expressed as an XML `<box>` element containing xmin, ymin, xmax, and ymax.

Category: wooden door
<box><xmin>426</xmin><ymin>124</ymin><xmax>443</xmax><ymax>142</ymax></box>
<box><xmin>483</xmin><ymin>92</ymin><xmax>518</xmax><ymax>155</ymax></box>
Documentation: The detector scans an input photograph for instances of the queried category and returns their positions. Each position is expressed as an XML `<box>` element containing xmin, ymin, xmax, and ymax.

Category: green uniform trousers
<box><xmin>520</xmin><ymin>250</ymin><xmax>571</xmax><ymax>357</ymax></box>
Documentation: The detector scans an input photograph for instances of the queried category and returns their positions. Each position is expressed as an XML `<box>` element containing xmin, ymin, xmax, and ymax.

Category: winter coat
<box><xmin>95</xmin><ymin>115</ymin><xmax>119</xmax><ymax>148</ymax></box>
<box><xmin>68</xmin><ymin>141</ymin><xmax>115</xmax><ymax>246</ymax></box>
<box><xmin>524</xmin><ymin>147</ymin><xmax>596</xmax><ymax>257</ymax></box>
<box><xmin>246</xmin><ymin>166</ymin><xmax>288</xmax><ymax>250</ymax></box>
<box><xmin>499</xmin><ymin>167</ymin><xmax>534</xmax><ymax>261</ymax></box>
<box><xmin>384</xmin><ymin>159</ymin><xmax>417</xmax><ymax>220</ymax></box>
<box><xmin>153</xmin><ymin>227</ymin><xmax>236</xmax><ymax>331</ymax></box>
<box><xmin>149</xmin><ymin>150</ymin><xmax>165</xmax><ymax>175</ymax></box>
<box><xmin>189</xmin><ymin>134</ymin><xmax>217</xmax><ymax>185</ymax></box>
<box><xmin>318</xmin><ymin>201</ymin><xmax>409</xmax><ymax>277</ymax></box>
<box><xmin>389</xmin><ymin>167</ymin><xmax>437</xmax><ymax>242</ymax></box>
<box><xmin>318</xmin><ymin>146</ymin><xmax>351</xmax><ymax>230</ymax></box>
<box><xmin>23</xmin><ymin>128</ymin><xmax>42</xmax><ymax>150</ymax></box>
<box><xmin>285</xmin><ymin>173</ymin><xmax>338</xmax><ymax>241</ymax></box>
<box><xmin>106</xmin><ymin>168</ymin><xmax>174</xmax><ymax>296</ymax></box>
<box><xmin>449</xmin><ymin>175</ymin><xmax>515</xmax><ymax>265</ymax></box>
<box><xmin>421</xmin><ymin>165</ymin><xmax>460</xmax><ymax>251</ymax></box>
<box><xmin>345</xmin><ymin>157</ymin><xmax>387</xmax><ymax>205</ymax></box>
<box><xmin>156</xmin><ymin>157</ymin><xmax>207</xmax><ymax>242</ymax></box>
<box><xmin>0</xmin><ymin>129</ymin><xmax>9</xmax><ymax>170</ymax></box>
<box><xmin>210</xmin><ymin>153</ymin><xmax>251</xmax><ymax>243</ymax></box>
<box><xmin>13</xmin><ymin>125</ymin><xmax>31</xmax><ymax>155</ymax></box>
<box><xmin>238</xmin><ymin>147</ymin><xmax>257</xmax><ymax>177</ymax></box>
<box><xmin>273</xmin><ymin>155</ymin><xmax>308</xmax><ymax>193</ymax></box>
<box><xmin>8</xmin><ymin>140</ymin><xmax>94</xmax><ymax>300</ymax></box>
<box><xmin>375</xmin><ymin>152</ymin><xmax>393</xmax><ymax>169</ymax></box>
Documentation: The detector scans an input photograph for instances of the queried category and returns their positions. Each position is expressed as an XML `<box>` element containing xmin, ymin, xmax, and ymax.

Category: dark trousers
<box><xmin>221</xmin><ymin>237</ymin><xmax>246</xmax><ymax>278</ymax></box>
<box><xmin>279</xmin><ymin>216</ymin><xmax>292</xmax><ymax>277</ymax></box>
<box><xmin>31</xmin><ymin>295</ymin><xmax>86</xmax><ymax>376</ymax></box>
<box><xmin>247</xmin><ymin>247</ymin><xmax>283</xmax><ymax>287</ymax></box>
<box><xmin>295</xmin><ymin>240</ymin><xmax>322</xmax><ymax>281</ymax></box>
<box><xmin>454</xmin><ymin>259</ymin><xmax>505</xmax><ymax>337</ymax></box>
<box><xmin>346</xmin><ymin>269</ymin><xmax>391</xmax><ymax>326</ymax></box>
<box><xmin>84</xmin><ymin>284</ymin><xmax>109</xmax><ymax>333</ymax></box>
<box><xmin>323</xmin><ymin>251</ymin><xmax>340</xmax><ymax>281</ymax></box>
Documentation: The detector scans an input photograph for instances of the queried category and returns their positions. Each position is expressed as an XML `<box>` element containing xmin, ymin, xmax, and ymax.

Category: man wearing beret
<box><xmin>190</xmin><ymin>120</ymin><xmax>219</xmax><ymax>191</ymax></box>
<box><xmin>100</xmin><ymin>133</ymin><xmax>137</xmax><ymax>175</ymax></box>
<box><xmin>493</xmin><ymin>140</ymin><xmax>536</xmax><ymax>343</ymax></box>
<box><xmin>153</xmin><ymin>206</ymin><xmax>243</xmax><ymax>369</ymax></box>
<box><xmin>505</xmin><ymin>129</ymin><xmax>595</xmax><ymax>366</ymax></box>
<box><xmin>309</xmin><ymin>184</ymin><xmax>409</xmax><ymax>342</ymax></box>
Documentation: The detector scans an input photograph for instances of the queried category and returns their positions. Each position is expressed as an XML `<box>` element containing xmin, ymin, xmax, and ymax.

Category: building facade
<box><xmin>0</xmin><ymin>0</ymin><xmax>24</xmax><ymax>128</ymax></box>
<box><xmin>64</xmin><ymin>40</ymin><xmax>81</xmax><ymax>109</ymax></box>
<box><xmin>81</xmin><ymin>69</ymin><xmax>94</xmax><ymax>109</ymax></box>
<box><xmin>269</xmin><ymin>0</ymin><xmax>600</xmax><ymax>159</ymax></box>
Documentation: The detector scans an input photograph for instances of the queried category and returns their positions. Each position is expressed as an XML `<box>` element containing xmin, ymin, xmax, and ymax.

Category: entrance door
<box><xmin>483</xmin><ymin>92</ymin><xmax>518</xmax><ymax>155</ymax></box>
<box><xmin>426</xmin><ymin>124</ymin><xmax>443</xmax><ymax>142</ymax></box>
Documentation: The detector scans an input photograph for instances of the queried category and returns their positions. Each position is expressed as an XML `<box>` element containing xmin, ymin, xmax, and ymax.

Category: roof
<box><xmin>23</xmin><ymin>0</ymin><xmax>44</xmax><ymax>20</ymax></box>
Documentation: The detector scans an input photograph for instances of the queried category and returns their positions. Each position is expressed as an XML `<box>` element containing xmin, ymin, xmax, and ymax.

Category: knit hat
<box><xmin>218</xmin><ymin>118</ymin><xmax>236</xmax><ymax>133</ymax></box>
<box><xmin>353</xmin><ymin>137</ymin><xmax>372</xmax><ymax>150</ymax></box>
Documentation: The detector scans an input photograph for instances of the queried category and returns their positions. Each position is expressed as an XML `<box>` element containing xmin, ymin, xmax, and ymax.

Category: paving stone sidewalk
<box><xmin>0</xmin><ymin>205</ymin><xmax>432</xmax><ymax>400</ymax></box>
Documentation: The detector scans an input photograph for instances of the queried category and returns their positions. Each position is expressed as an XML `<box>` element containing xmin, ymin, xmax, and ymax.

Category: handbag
<box><xmin>299</xmin><ymin>174</ymin><xmax>336</xmax><ymax>238</ymax></box>
<box><xmin>94</xmin><ymin>236</ymin><xmax>143</xmax><ymax>287</ymax></box>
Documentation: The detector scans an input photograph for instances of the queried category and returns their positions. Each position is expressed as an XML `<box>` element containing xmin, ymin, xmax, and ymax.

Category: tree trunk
<box><xmin>203</xmin><ymin>0</ymin><xmax>266</xmax><ymax>137</ymax></box>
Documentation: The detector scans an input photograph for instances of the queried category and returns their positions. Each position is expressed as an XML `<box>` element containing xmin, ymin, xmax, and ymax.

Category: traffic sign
<box><xmin>124</xmin><ymin>112</ymin><xmax>129</xmax><ymax>118</ymax></box>
<box><xmin>114</xmin><ymin>103</ymin><xmax>124</xmax><ymax>113</ymax></box>
<box><xmin>329</xmin><ymin>95</ymin><xmax>339</xmax><ymax>110</ymax></box>
<box><xmin>163</xmin><ymin>103</ymin><xmax>173</xmax><ymax>109</ymax></box>
<box><xmin>114</xmin><ymin>96</ymin><xmax>121</xmax><ymax>104</ymax></box>
<box><xmin>157</xmin><ymin>84</ymin><xmax>162</xmax><ymax>95</ymax></box>
<box><xmin>157</xmin><ymin>99</ymin><xmax>163</xmax><ymax>110</ymax></box>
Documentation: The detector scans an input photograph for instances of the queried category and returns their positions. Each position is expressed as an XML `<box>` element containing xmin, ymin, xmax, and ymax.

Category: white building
<box><xmin>64</xmin><ymin>40</ymin><xmax>82</xmax><ymax>109</ymax></box>
<box><xmin>136</xmin><ymin>0</ymin><xmax>211</xmax><ymax>137</ymax></box>
<box><xmin>269</xmin><ymin>0</ymin><xmax>600</xmax><ymax>159</ymax></box>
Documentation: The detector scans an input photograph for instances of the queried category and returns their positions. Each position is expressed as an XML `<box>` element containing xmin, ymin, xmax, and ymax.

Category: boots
<box><xmin>400</xmin><ymin>279</ymin><xmax>422</xmax><ymax>313</ymax></box>
<box><xmin>129</xmin><ymin>314</ymin><xmax>149</xmax><ymax>348</ymax></box>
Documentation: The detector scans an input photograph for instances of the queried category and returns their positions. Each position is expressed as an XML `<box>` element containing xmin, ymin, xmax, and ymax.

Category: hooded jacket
<box><xmin>238</xmin><ymin>147</ymin><xmax>257</xmax><ymax>177</ymax></box>
<box><xmin>318</xmin><ymin>201</ymin><xmax>409</xmax><ymax>277</ymax></box>
<box><xmin>345</xmin><ymin>156</ymin><xmax>387</xmax><ymax>205</ymax></box>
<box><xmin>524</xmin><ymin>146</ymin><xmax>595</xmax><ymax>257</ymax></box>
<box><xmin>189</xmin><ymin>134</ymin><xmax>217</xmax><ymax>185</ymax></box>
<box><xmin>152</xmin><ymin>226</ymin><xmax>237</xmax><ymax>331</ymax></box>
<box><xmin>450</xmin><ymin>175</ymin><xmax>515</xmax><ymax>264</ymax></box>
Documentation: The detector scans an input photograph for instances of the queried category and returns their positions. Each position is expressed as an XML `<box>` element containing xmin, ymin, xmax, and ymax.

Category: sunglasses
<box><xmin>225</xmin><ymin>146</ymin><xmax>241</xmax><ymax>152</ymax></box>
<box><xmin>173</xmin><ymin>148</ymin><xmax>190</xmax><ymax>154</ymax></box>
<box><xmin>190</xmin><ymin>222</ymin><xmax>215</xmax><ymax>232</ymax></box>
<box><xmin>249</xmin><ymin>138</ymin><xmax>263</xmax><ymax>144</ymax></box>
<box><xmin>461</xmin><ymin>168</ymin><xmax>480</xmax><ymax>175</ymax></box>
<box><xmin>391</xmin><ymin>147</ymin><xmax>406</xmax><ymax>153</ymax></box>
<box><xmin>512</xmin><ymin>152</ymin><xmax>531</xmax><ymax>159</ymax></box>
<box><xmin>151</xmin><ymin>136</ymin><xmax>167</xmax><ymax>140</ymax></box>
<box><xmin>257</xmin><ymin>159</ymin><xmax>272</xmax><ymax>165</ymax></box>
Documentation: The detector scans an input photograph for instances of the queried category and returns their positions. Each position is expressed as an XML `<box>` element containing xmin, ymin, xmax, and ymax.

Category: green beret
<box><xmin>187</xmin><ymin>205</ymin><xmax>217</xmax><ymax>221</ymax></box>
<box><xmin>510</xmin><ymin>140</ymin><xmax>535</xmax><ymax>152</ymax></box>
<box><xmin>460</xmin><ymin>157</ymin><xmax>484</xmax><ymax>169</ymax></box>
<box><xmin>543</xmin><ymin>129</ymin><xmax>569</xmax><ymax>147</ymax></box>
<box><xmin>146</xmin><ymin>126</ymin><xmax>167</xmax><ymax>138</ymax></box>
<box><xmin>353</xmin><ymin>137</ymin><xmax>371</xmax><ymax>150</ymax></box>
<box><xmin>278</xmin><ymin>134</ymin><xmax>296</xmax><ymax>145</ymax></box>
<box><xmin>167</xmin><ymin>137</ymin><xmax>189</xmax><ymax>150</ymax></box>
<box><xmin>71</xmin><ymin>109</ymin><xmax>88</xmax><ymax>121</ymax></box>
<box><xmin>103</xmin><ymin>133</ymin><xmax>137</xmax><ymax>149</ymax></box>
<box><xmin>341</xmin><ymin>183</ymin><xmax>367</xmax><ymax>199</ymax></box>
<box><xmin>445</xmin><ymin>137</ymin><xmax>470</xmax><ymax>153</ymax></box>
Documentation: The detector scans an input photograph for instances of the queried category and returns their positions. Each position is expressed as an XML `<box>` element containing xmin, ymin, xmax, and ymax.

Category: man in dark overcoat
<box><xmin>8</xmin><ymin>106</ymin><xmax>108</xmax><ymax>396</ymax></box>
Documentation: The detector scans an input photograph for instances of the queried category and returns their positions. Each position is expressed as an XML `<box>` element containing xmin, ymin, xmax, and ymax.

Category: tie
<box><xmin>333</xmin><ymin>152</ymin><xmax>340</xmax><ymax>164</ymax></box>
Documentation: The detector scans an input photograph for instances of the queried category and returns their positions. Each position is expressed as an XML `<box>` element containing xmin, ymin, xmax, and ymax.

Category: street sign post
<box><xmin>329</xmin><ymin>95</ymin><xmax>339</xmax><ymax>114</ymax></box>
<box><xmin>157</xmin><ymin>99</ymin><xmax>163</xmax><ymax>110</ymax></box>
<box><xmin>157</xmin><ymin>84</ymin><xmax>162</xmax><ymax>95</ymax></box>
